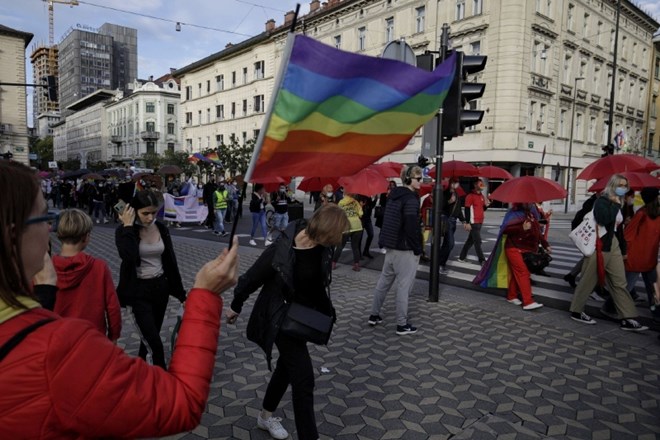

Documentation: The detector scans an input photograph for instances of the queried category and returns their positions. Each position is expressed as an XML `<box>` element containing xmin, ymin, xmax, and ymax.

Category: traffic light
<box><xmin>601</xmin><ymin>143</ymin><xmax>615</xmax><ymax>157</ymax></box>
<box><xmin>417</xmin><ymin>154</ymin><xmax>429</xmax><ymax>168</ymax></box>
<box><xmin>442</xmin><ymin>51</ymin><xmax>487</xmax><ymax>139</ymax></box>
<box><xmin>46</xmin><ymin>75</ymin><xmax>57</xmax><ymax>102</ymax></box>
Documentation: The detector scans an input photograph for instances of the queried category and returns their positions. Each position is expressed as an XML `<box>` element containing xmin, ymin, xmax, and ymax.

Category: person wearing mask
<box><xmin>568</xmin><ymin>174</ymin><xmax>648</xmax><ymax>331</ymax></box>
<box><xmin>316</xmin><ymin>184</ymin><xmax>336</xmax><ymax>211</ymax></box>
<box><xmin>360</xmin><ymin>195</ymin><xmax>376</xmax><ymax>258</ymax></box>
<box><xmin>249</xmin><ymin>183</ymin><xmax>269</xmax><ymax>246</ymax></box>
<box><xmin>116</xmin><ymin>190</ymin><xmax>188</xmax><ymax>368</ymax></box>
<box><xmin>458</xmin><ymin>179</ymin><xmax>490</xmax><ymax>265</ymax></box>
<box><xmin>270</xmin><ymin>184</ymin><xmax>293</xmax><ymax>243</ymax></box>
<box><xmin>213</xmin><ymin>181</ymin><xmax>229</xmax><ymax>238</ymax></box>
<box><xmin>374</xmin><ymin>181</ymin><xmax>397</xmax><ymax>253</ymax></box>
<box><xmin>225</xmin><ymin>204</ymin><xmax>349</xmax><ymax>440</ymax></box>
<box><xmin>438</xmin><ymin>178</ymin><xmax>469</xmax><ymax>273</ymax></box>
<box><xmin>332</xmin><ymin>193</ymin><xmax>364</xmax><ymax>271</ymax></box>
<box><xmin>0</xmin><ymin>160</ymin><xmax>239</xmax><ymax>438</ymax></box>
<box><xmin>368</xmin><ymin>166</ymin><xmax>423</xmax><ymax>335</ymax></box>
<box><xmin>622</xmin><ymin>189</ymin><xmax>636</xmax><ymax>226</ymax></box>
<box><xmin>203</xmin><ymin>178</ymin><xmax>218</xmax><ymax>229</ymax></box>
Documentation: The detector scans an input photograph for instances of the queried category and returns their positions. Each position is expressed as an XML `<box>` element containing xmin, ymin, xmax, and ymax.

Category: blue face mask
<box><xmin>614</xmin><ymin>187</ymin><xmax>627</xmax><ymax>197</ymax></box>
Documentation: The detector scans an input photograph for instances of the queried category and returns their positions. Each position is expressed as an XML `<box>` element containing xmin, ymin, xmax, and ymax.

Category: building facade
<box><xmin>57</xmin><ymin>23</ymin><xmax>137</xmax><ymax>113</ymax></box>
<box><xmin>174</xmin><ymin>0</ymin><xmax>659</xmax><ymax>209</ymax></box>
<box><xmin>105</xmin><ymin>76</ymin><xmax>182</xmax><ymax>163</ymax></box>
<box><xmin>0</xmin><ymin>24</ymin><xmax>33</xmax><ymax>165</ymax></box>
<box><xmin>37</xmin><ymin>111</ymin><xmax>62</xmax><ymax>137</ymax></box>
<box><xmin>30</xmin><ymin>44</ymin><xmax>59</xmax><ymax>136</ymax></box>
<box><xmin>648</xmin><ymin>29</ymin><xmax>660</xmax><ymax>157</ymax></box>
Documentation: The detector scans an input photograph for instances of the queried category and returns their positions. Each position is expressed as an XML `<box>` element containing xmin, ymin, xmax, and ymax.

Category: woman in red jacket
<box><xmin>0</xmin><ymin>160</ymin><xmax>239</xmax><ymax>439</ymax></box>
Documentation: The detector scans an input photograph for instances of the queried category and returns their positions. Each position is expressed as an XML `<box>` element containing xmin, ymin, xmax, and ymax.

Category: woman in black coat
<box><xmin>116</xmin><ymin>189</ymin><xmax>186</xmax><ymax>369</ymax></box>
<box><xmin>226</xmin><ymin>204</ymin><xmax>349</xmax><ymax>440</ymax></box>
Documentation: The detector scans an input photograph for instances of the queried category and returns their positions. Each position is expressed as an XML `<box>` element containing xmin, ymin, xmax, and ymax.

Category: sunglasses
<box><xmin>411</xmin><ymin>177</ymin><xmax>423</xmax><ymax>182</ymax></box>
<box><xmin>25</xmin><ymin>212</ymin><xmax>59</xmax><ymax>231</ymax></box>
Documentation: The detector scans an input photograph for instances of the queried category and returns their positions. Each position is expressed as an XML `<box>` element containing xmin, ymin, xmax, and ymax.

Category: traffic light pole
<box><xmin>429</xmin><ymin>23</ymin><xmax>450</xmax><ymax>303</ymax></box>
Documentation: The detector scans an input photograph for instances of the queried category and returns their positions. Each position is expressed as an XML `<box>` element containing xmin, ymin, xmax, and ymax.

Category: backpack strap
<box><xmin>0</xmin><ymin>318</ymin><xmax>55</xmax><ymax>363</ymax></box>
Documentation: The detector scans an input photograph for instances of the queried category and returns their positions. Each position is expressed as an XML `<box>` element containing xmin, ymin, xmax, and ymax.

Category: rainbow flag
<box><xmin>206</xmin><ymin>152</ymin><xmax>222</xmax><ymax>164</ymax></box>
<box><xmin>246</xmin><ymin>34</ymin><xmax>456</xmax><ymax>180</ymax></box>
<box><xmin>474</xmin><ymin>235</ymin><xmax>510</xmax><ymax>288</ymax></box>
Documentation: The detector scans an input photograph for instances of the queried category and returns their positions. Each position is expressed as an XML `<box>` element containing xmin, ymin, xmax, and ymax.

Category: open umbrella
<box><xmin>251</xmin><ymin>176</ymin><xmax>288</xmax><ymax>193</ymax></box>
<box><xmin>338</xmin><ymin>167</ymin><xmax>389</xmax><ymax>196</ymax></box>
<box><xmin>297</xmin><ymin>176</ymin><xmax>340</xmax><ymax>193</ymax></box>
<box><xmin>489</xmin><ymin>176</ymin><xmax>567</xmax><ymax>203</ymax></box>
<box><xmin>576</xmin><ymin>154</ymin><xmax>658</xmax><ymax>180</ymax></box>
<box><xmin>157</xmin><ymin>164</ymin><xmax>183</xmax><ymax>175</ymax></box>
<box><xmin>371</xmin><ymin>161</ymin><xmax>403</xmax><ymax>178</ymax></box>
<box><xmin>428</xmin><ymin>160</ymin><xmax>479</xmax><ymax>179</ymax></box>
<box><xmin>61</xmin><ymin>168</ymin><xmax>91</xmax><ymax>179</ymax></box>
<box><xmin>81</xmin><ymin>172</ymin><xmax>105</xmax><ymax>181</ymax></box>
<box><xmin>587</xmin><ymin>171</ymin><xmax>660</xmax><ymax>193</ymax></box>
<box><xmin>419</xmin><ymin>181</ymin><xmax>466</xmax><ymax>197</ymax></box>
<box><xmin>477</xmin><ymin>165</ymin><xmax>513</xmax><ymax>180</ymax></box>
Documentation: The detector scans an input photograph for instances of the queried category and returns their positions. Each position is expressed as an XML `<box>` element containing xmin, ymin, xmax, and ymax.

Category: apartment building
<box><xmin>647</xmin><ymin>29</ymin><xmax>660</xmax><ymax>156</ymax></box>
<box><xmin>30</xmin><ymin>44</ymin><xmax>59</xmax><ymax>136</ymax></box>
<box><xmin>174</xmin><ymin>0</ymin><xmax>658</xmax><ymax>208</ymax></box>
<box><xmin>0</xmin><ymin>24</ymin><xmax>33</xmax><ymax>165</ymax></box>
<box><xmin>105</xmin><ymin>75</ymin><xmax>182</xmax><ymax>163</ymax></box>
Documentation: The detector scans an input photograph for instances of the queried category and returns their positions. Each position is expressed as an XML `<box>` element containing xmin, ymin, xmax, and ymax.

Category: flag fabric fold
<box><xmin>246</xmin><ymin>34</ymin><xmax>456</xmax><ymax>180</ymax></box>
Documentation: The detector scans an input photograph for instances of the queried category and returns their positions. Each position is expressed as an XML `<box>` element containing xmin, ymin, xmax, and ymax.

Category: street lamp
<box><xmin>565</xmin><ymin>76</ymin><xmax>584</xmax><ymax>213</ymax></box>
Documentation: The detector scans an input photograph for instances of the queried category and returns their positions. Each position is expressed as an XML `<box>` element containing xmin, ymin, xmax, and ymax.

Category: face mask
<box><xmin>451</xmin><ymin>183</ymin><xmax>459</xmax><ymax>189</ymax></box>
<box><xmin>614</xmin><ymin>187</ymin><xmax>627</xmax><ymax>197</ymax></box>
<box><xmin>197</xmin><ymin>185</ymin><xmax>203</xmax><ymax>189</ymax></box>
<box><xmin>327</xmin><ymin>192</ymin><xmax>333</xmax><ymax>197</ymax></box>
<box><xmin>279</xmin><ymin>188</ymin><xmax>286</xmax><ymax>193</ymax></box>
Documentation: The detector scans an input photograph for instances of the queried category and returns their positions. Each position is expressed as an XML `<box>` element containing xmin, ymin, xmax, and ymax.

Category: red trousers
<box><xmin>505</xmin><ymin>247</ymin><xmax>534</xmax><ymax>306</ymax></box>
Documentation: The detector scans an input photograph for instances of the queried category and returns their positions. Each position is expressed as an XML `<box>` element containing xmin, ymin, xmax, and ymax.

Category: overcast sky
<box><xmin>3</xmin><ymin>0</ymin><xmax>659</xmax><ymax>126</ymax></box>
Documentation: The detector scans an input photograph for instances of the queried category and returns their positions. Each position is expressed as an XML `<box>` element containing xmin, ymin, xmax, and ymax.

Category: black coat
<box><xmin>230</xmin><ymin>220</ymin><xmax>334</xmax><ymax>369</ymax></box>
<box><xmin>115</xmin><ymin>221</ymin><xmax>186</xmax><ymax>307</ymax></box>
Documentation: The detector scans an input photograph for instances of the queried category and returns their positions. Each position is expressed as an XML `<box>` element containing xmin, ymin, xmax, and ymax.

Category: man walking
<box><xmin>213</xmin><ymin>180</ymin><xmax>229</xmax><ymax>237</ymax></box>
<box><xmin>458</xmin><ymin>179</ymin><xmax>490</xmax><ymax>265</ymax></box>
<box><xmin>369</xmin><ymin>165</ymin><xmax>423</xmax><ymax>335</ymax></box>
<box><xmin>438</xmin><ymin>178</ymin><xmax>469</xmax><ymax>272</ymax></box>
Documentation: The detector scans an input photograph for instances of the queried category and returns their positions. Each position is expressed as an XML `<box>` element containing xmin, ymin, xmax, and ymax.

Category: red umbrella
<box><xmin>419</xmin><ymin>181</ymin><xmax>466</xmax><ymax>197</ymax></box>
<box><xmin>338</xmin><ymin>167</ymin><xmax>389</xmax><ymax>196</ymax></box>
<box><xmin>489</xmin><ymin>176</ymin><xmax>567</xmax><ymax>203</ymax></box>
<box><xmin>576</xmin><ymin>154</ymin><xmax>658</xmax><ymax>180</ymax></box>
<box><xmin>81</xmin><ymin>172</ymin><xmax>105</xmax><ymax>181</ymax></box>
<box><xmin>428</xmin><ymin>160</ymin><xmax>479</xmax><ymax>179</ymax></box>
<box><xmin>587</xmin><ymin>171</ymin><xmax>660</xmax><ymax>193</ymax></box>
<box><xmin>251</xmin><ymin>176</ymin><xmax>288</xmax><ymax>193</ymax></box>
<box><xmin>297</xmin><ymin>176</ymin><xmax>339</xmax><ymax>192</ymax></box>
<box><xmin>157</xmin><ymin>164</ymin><xmax>183</xmax><ymax>175</ymax></box>
<box><xmin>371</xmin><ymin>161</ymin><xmax>403</xmax><ymax>178</ymax></box>
<box><xmin>477</xmin><ymin>165</ymin><xmax>513</xmax><ymax>180</ymax></box>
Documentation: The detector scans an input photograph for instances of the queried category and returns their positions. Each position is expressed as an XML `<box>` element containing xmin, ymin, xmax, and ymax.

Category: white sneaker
<box><xmin>249</xmin><ymin>239</ymin><xmax>257</xmax><ymax>246</ymax></box>
<box><xmin>95</xmin><ymin>219</ymin><xmax>100</xmax><ymax>224</ymax></box>
<box><xmin>257</xmin><ymin>415</ymin><xmax>289</xmax><ymax>439</ymax></box>
<box><xmin>380</xmin><ymin>248</ymin><xmax>386</xmax><ymax>254</ymax></box>
<box><xmin>506</xmin><ymin>298</ymin><xmax>522</xmax><ymax>305</ymax></box>
<box><xmin>522</xmin><ymin>302</ymin><xmax>544</xmax><ymax>311</ymax></box>
<box><xmin>265</xmin><ymin>239</ymin><xmax>273</xmax><ymax>247</ymax></box>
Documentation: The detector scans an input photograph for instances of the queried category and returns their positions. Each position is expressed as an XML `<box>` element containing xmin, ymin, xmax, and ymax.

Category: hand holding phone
<box><xmin>113</xmin><ymin>200</ymin><xmax>126</xmax><ymax>214</ymax></box>
<box><xmin>117</xmin><ymin>204</ymin><xmax>136</xmax><ymax>226</ymax></box>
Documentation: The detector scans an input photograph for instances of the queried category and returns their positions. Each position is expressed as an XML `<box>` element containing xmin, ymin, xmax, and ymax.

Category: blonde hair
<box><xmin>57</xmin><ymin>208</ymin><xmax>93</xmax><ymax>244</ymax></box>
<box><xmin>307</xmin><ymin>204</ymin><xmax>349</xmax><ymax>247</ymax></box>
<box><xmin>601</xmin><ymin>174</ymin><xmax>628</xmax><ymax>199</ymax></box>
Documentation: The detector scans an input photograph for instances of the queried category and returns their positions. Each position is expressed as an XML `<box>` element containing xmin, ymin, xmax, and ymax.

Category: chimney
<box><xmin>310</xmin><ymin>0</ymin><xmax>320</xmax><ymax>12</ymax></box>
<box><xmin>225</xmin><ymin>42</ymin><xmax>233</xmax><ymax>48</ymax></box>
<box><xmin>284</xmin><ymin>10</ymin><xmax>295</xmax><ymax>25</ymax></box>
<box><xmin>328</xmin><ymin>0</ymin><xmax>339</xmax><ymax>6</ymax></box>
<box><xmin>265</xmin><ymin>19</ymin><xmax>276</xmax><ymax>32</ymax></box>
<box><xmin>321</xmin><ymin>2</ymin><xmax>328</xmax><ymax>9</ymax></box>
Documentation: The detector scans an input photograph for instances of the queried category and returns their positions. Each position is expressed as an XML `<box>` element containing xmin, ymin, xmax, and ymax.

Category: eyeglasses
<box><xmin>25</xmin><ymin>212</ymin><xmax>59</xmax><ymax>230</ymax></box>
<box><xmin>411</xmin><ymin>177</ymin><xmax>423</xmax><ymax>182</ymax></box>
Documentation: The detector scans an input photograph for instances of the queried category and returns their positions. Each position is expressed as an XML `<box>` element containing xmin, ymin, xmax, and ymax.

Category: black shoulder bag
<box><xmin>0</xmin><ymin>318</ymin><xmax>55</xmax><ymax>363</ymax></box>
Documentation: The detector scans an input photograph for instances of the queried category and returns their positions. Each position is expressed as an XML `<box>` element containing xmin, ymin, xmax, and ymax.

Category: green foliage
<box><xmin>30</xmin><ymin>136</ymin><xmax>54</xmax><ymax>169</ymax></box>
<box><xmin>162</xmin><ymin>150</ymin><xmax>198</xmax><ymax>176</ymax></box>
<box><xmin>58</xmin><ymin>158</ymin><xmax>81</xmax><ymax>171</ymax></box>
<box><xmin>88</xmin><ymin>161</ymin><xmax>109</xmax><ymax>171</ymax></box>
<box><xmin>142</xmin><ymin>152</ymin><xmax>162</xmax><ymax>170</ymax></box>
<box><xmin>217</xmin><ymin>135</ymin><xmax>256</xmax><ymax>176</ymax></box>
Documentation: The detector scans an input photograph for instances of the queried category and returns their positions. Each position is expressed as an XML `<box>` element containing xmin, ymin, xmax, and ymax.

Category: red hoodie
<box><xmin>52</xmin><ymin>252</ymin><xmax>122</xmax><ymax>340</ymax></box>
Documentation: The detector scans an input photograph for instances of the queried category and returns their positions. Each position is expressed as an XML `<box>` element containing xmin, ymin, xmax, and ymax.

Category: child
<box><xmin>53</xmin><ymin>208</ymin><xmax>122</xmax><ymax>342</ymax></box>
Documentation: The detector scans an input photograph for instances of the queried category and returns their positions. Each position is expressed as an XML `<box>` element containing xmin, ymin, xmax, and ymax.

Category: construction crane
<box><xmin>44</xmin><ymin>0</ymin><xmax>78</xmax><ymax>104</ymax></box>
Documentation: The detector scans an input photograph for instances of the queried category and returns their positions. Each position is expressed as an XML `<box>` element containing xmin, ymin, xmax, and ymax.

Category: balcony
<box><xmin>140</xmin><ymin>131</ymin><xmax>160</xmax><ymax>140</ymax></box>
<box><xmin>110</xmin><ymin>135</ymin><xmax>122</xmax><ymax>144</ymax></box>
<box><xmin>0</xmin><ymin>123</ymin><xmax>13</xmax><ymax>134</ymax></box>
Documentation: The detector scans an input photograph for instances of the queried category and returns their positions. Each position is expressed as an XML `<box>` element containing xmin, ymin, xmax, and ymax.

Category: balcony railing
<box><xmin>140</xmin><ymin>131</ymin><xmax>160</xmax><ymax>140</ymax></box>
<box><xmin>110</xmin><ymin>135</ymin><xmax>122</xmax><ymax>144</ymax></box>
<box><xmin>0</xmin><ymin>123</ymin><xmax>14</xmax><ymax>134</ymax></box>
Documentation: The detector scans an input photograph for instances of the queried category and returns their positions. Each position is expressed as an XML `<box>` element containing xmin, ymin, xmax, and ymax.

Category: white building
<box><xmin>36</xmin><ymin>111</ymin><xmax>61</xmax><ymax>138</ymax></box>
<box><xmin>105</xmin><ymin>75</ymin><xmax>182</xmax><ymax>163</ymax></box>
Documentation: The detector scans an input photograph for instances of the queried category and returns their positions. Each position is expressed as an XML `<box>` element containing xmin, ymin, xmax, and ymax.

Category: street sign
<box><xmin>28</xmin><ymin>153</ymin><xmax>38</xmax><ymax>160</ymax></box>
<box><xmin>14</xmin><ymin>146</ymin><xmax>25</xmax><ymax>152</ymax></box>
<box><xmin>528</xmin><ymin>141</ymin><xmax>534</xmax><ymax>149</ymax></box>
<box><xmin>381</xmin><ymin>38</ymin><xmax>416</xmax><ymax>66</ymax></box>
<box><xmin>48</xmin><ymin>161</ymin><xmax>58</xmax><ymax>169</ymax></box>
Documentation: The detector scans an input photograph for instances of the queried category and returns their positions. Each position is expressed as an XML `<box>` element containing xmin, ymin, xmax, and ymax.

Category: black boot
<box><xmin>563</xmin><ymin>273</ymin><xmax>577</xmax><ymax>288</ymax></box>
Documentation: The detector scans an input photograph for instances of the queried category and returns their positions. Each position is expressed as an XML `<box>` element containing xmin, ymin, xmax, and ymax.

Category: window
<box><xmin>594</xmin><ymin>63</ymin><xmax>601</xmax><ymax>90</ymax></box>
<box><xmin>567</xmin><ymin>3</ymin><xmax>574</xmax><ymax>31</ymax></box>
<box><xmin>334</xmin><ymin>35</ymin><xmax>342</xmax><ymax>49</ymax></box>
<box><xmin>589</xmin><ymin>116</ymin><xmax>596</xmax><ymax>142</ymax></box>
<box><xmin>146</xmin><ymin>142</ymin><xmax>155</xmax><ymax>154</ymax></box>
<box><xmin>385</xmin><ymin>18</ymin><xmax>394</xmax><ymax>43</ymax></box>
<box><xmin>242</xmin><ymin>99</ymin><xmax>247</xmax><ymax>116</ymax></box>
<box><xmin>583</xmin><ymin>13</ymin><xmax>589</xmax><ymax>38</ymax></box>
<box><xmin>145</xmin><ymin>121</ymin><xmax>155</xmax><ymax>132</ymax></box>
<box><xmin>254</xmin><ymin>61</ymin><xmax>264</xmax><ymax>79</ymax></box>
<box><xmin>231</xmin><ymin>71</ymin><xmax>236</xmax><ymax>87</ymax></box>
<box><xmin>207</xmin><ymin>80</ymin><xmax>210</xmax><ymax>93</ymax></box>
<box><xmin>547</xmin><ymin>0</ymin><xmax>552</xmax><ymax>18</ymax></box>
<box><xmin>560</xmin><ymin>109</ymin><xmax>567</xmax><ymax>137</ymax></box>
<box><xmin>167</xmin><ymin>143</ymin><xmax>174</xmax><ymax>152</ymax></box>
<box><xmin>254</xmin><ymin>95</ymin><xmax>264</xmax><ymax>113</ymax></box>
<box><xmin>198</xmin><ymin>110</ymin><xmax>202</xmax><ymax>125</ymax></box>
<box><xmin>655</xmin><ymin>57</ymin><xmax>660</xmax><ymax>80</ymax></box>
<box><xmin>198</xmin><ymin>83</ymin><xmax>202</xmax><ymax>96</ymax></box>
<box><xmin>186</xmin><ymin>139</ymin><xmax>192</xmax><ymax>150</ymax></box>
<box><xmin>216</xmin><ymin>134</ymin><xmax>224</xmax><ymax>146</ymax></box>
<box><xmin>471</xmin><ymin>41</ymin><xmax>481</xmax><ymax>56</ymax></box>
<box><xmin>575</xmin><ymin>113</ymin><xmax>582</xmax><ymax>140</ymax></box>
<box><xmin>185</xmin><ymin>86</ymin><xmax>192</xmax><ymax>100</ymax></box>
<box><xmin>539</xmin><ymin>103</ymin><xmax>546</xmax><ymax>131</ymax></box>
<box><xmin>231</xmin><ymin>102</ymin><xmax>235</xmax><ymax>118</ymax></box>
<box><xmin>631</xmin><ymin>42</ymin><xmax>637</xmax><ymax>65</ymax></box>
<box><xmin>621</xmin><ymin>36</ymin><xmax>627</xmax><ymax>57</ymax></box>
<box><xmin>473</xmin><ymin>0</ymin><xmax>482</xmax><ymax>15</ymax></box>
<box><xmin>167</xmin><ymin>103</ymin><xmax>175</xmax><ymax>115</ymax></box>
<box><xmin>415</xmin><ymin>6</ymin><xmax>425</xmax><ymax>33</ymax></box>
<box><xmin>216</xmin><ymin>104</ymin><xmax>224</xmax><ymax>120</ymax></box>
<box><xmin>563</xmin><ymin>53</ymin><xmax>572</xmax><ymax>83</ymax></box>
<box><xmin>145</xmin><ymin>102</ymin><xmax>155</xmax><ymax>113</ymax></box>
<box><xmin>596</xmin><ymin>21</ymin><xmax>603</xmax><ymax>46</ymax></box>
<box><xmin>216</xmin><ymin>74</ymin><xmax>224</xmax><ymax>91</ymax></box>
<box><xmin>358</xmin><ymin>27</ymin><xmax>366</xmax><ymax>51</ymax></box>
<box><xmin>579</xmin><ymin>59</ymin><xmax>587</xmax><ymax>78</ymax></box>
<box><xmin>456</xmin><ymin>0</ymin><xmax>465</xmax><ymax>20</ymax></box>
<box><xmin>607</xmin><ymin>71</ymin><xmax>612</xmax><ymax>92</ymax></box>
<box><xmin>610</xmin><ymin>29</ymin><xmax>616</xmax><ymax>52</ymax></box>
<box><xmin>207</xmin><ymin>108</ymin><xmax>211</xmax><ymax>124</ymax></box>
<box><xmin>253</xmin><ymin>129</ymin><xmax>260</xmax><ymax>140</ymax></box>
<box><xmin>243</xmin><ymin>67</ymin><xmax>248</xmax><ymax>84</ymax></box>
<box><xmin>528</xmin><ymin>101</ymin><xmax>536</xmax><ymax>130</ymax></box>
<box><xmin>167</xmin><ymin>122</ymin><xmax>175</xmax><ymax>135</ymax></box>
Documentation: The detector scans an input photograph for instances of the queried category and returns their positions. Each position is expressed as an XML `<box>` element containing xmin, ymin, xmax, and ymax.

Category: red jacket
<box><xmin>624</xmin><ymin>208</ymin><xmax>660</xmax><ymax>273</ymax></box>
<box><xmin>0</xmin><ymin>289</ymin><xmax>222</xmax><ymax>439</ymax></box>
<box><xmin>464</xmin><ymin>192</ymin><xmax>488</xmax><ymax>224</ymax></box>
<box><xmin>53</xmin><ymin>252</ymin><xmax>122</xmax><ymax>340</ymax></box>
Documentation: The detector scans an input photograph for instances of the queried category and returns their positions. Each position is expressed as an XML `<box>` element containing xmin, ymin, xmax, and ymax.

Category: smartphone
<box><xmin>113</xmin><ymin>200</ymin><xmax>126</xmax><ymax>214</ymax></box>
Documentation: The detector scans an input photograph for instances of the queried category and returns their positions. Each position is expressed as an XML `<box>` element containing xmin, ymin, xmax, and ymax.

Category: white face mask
<box><xmin>327</xmin><ymin>192</ymin><xmax>333</xmax><ymax>197</ymax></box>
<box><xmin>451</xmin><ymin>183</ymin><xmax>459</xmax><ymax>189</ymax></box>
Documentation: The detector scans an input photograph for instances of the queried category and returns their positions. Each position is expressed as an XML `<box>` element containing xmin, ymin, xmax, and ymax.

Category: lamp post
<box><xmin>565</xmin><ymin>76</ymin><xmax>584</xmax><ymax>213</ymax></box>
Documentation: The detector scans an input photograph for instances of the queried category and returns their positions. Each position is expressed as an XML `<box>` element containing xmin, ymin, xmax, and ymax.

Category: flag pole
<box><xmin>245</xmin><ymin>4</ymin><xmax>301</xmax><ymax>182</ymax></box>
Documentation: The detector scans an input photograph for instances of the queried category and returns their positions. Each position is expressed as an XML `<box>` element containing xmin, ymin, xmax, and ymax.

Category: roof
<box><xmin>0</xmin><ymin>24</ymin><xmax>34</xmax><ymax>48</ymax></box>
<box><xmin>66</xmin><ymin>89</ymin><xmax>116</xmax><ymax>111</ymax></box>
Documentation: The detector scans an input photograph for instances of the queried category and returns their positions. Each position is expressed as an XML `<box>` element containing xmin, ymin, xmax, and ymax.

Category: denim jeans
<box><xmin>251</xmin><ymin>210</ymin><xmax>268</xmax><ymax>239</ymax></box>
<box><xmin>438</xmin><ymin>216</ymin><xmax>457</xmax><ymax>266</ymax></box>
<box><xmin>214</xmin><ymin>209</ymin><xmax>226</xmax><ymax>233</ymax></box>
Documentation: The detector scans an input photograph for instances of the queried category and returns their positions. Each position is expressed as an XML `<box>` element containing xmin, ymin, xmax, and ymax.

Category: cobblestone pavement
<box><xmin>54</xmin><ymin>228</ymin><xmax>660</xmax><ymax>440</ymax></box>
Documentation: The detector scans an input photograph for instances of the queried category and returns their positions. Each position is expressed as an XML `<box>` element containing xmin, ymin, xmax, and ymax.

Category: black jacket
<box><xmin>115</xmin><ymin>221</ymin><xmax>186</xmax><ymax>307</ymax></box>
<box><xmin>230</xmin><ymin>220</ymin><xmax>334</xmax><ymax>369</ymax></box>
<box><xmin>441</xmin><ymin>188</ymin><xmax>466</xmax><ymax>222</ymax></box>
<box><xmin>378</xmin><ymin>186</ymin><xmax>422</xmax><ymax>255</ymax></box>
<box><xmin>593</xmin><ymin>196</ymin><xmax>627</xmax><ymax>254</ymax></box>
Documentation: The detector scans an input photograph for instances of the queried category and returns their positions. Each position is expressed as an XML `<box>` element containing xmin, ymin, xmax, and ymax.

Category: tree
<box><xmin>161</xmin><ymin>150</ymin><xmax>198</xmax><ymax>176</ymax></box>
<box><xmin>217</xmin><ymin>135</ymin><xmax>256</xmax><ymax>176</ymax></box>
<box><xmin>31</xmin><ymin>136</ymin><xmax>54</xmax><ymax>170</ymax></box>
<box><xmin>142</xmin><ymin>152</ymin><xmax>162</xmax><ymax>170</ymax></box>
